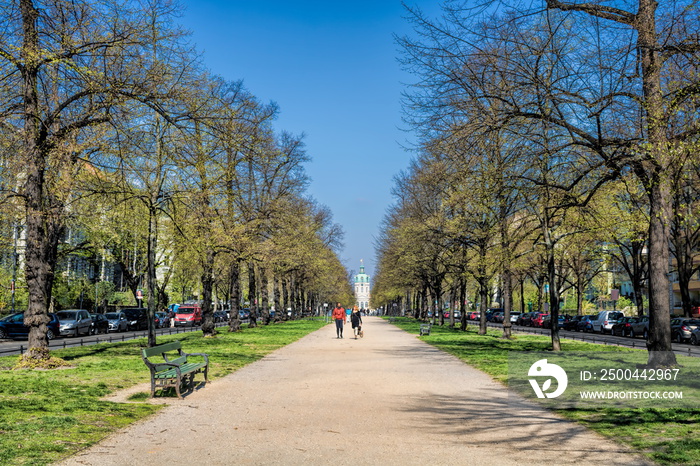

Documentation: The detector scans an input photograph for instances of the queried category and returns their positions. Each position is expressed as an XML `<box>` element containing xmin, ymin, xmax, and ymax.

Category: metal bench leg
<box><xmin>175</xmin><ymin>375</ymin><xmax>183</xmax><ymax>399</ymax></box>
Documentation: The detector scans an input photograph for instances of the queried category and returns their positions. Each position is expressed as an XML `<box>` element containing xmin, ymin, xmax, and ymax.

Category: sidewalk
<box><xmin>58</xmin><ymin>317</ymin><xmax>652</xmax><ymax>465</ymax></box>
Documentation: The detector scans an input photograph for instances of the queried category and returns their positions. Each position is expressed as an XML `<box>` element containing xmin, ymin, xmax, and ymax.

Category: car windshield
<box><xmin>178</xmin><ymin>308</ymin><xmax>195</xmax><ymax>314</ymax></box>
<box><xmin>56</xmin><ymin>311</ymin><xmax>77</xmax><ymax>320</ymax></box>
<box><xmin>105</xmin><ymin>313</ymin><xmax>120</xmax><ymax>319</ymax></box>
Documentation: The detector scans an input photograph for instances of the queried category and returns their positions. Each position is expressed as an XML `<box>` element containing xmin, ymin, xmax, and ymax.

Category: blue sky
<box><xmin>178</xmin><ymin>1</ymin><xmax>443</xmax><ymax>279</ymax></box>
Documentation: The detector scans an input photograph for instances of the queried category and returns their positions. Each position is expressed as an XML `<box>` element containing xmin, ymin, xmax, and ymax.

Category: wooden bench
<box><xmin>420</xmin><ymin>323</ymin><xmax>432</xmax><ymax>336</ymax></box>
<box><xmin>141</xmin><ymin>340</ymin><xmax>209</xmax><ymax>399</ymax></box>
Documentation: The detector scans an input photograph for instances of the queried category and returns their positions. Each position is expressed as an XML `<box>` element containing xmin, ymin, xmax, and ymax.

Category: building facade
<box><xmin>353</xmin><ymin>260</ymin><xmax>371</xmax><ymax>310</ymax></box>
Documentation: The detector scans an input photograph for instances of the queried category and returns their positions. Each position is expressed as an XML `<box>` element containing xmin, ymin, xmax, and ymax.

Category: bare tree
<box><xmin>399</xmin><ymin>0</ymin><xmax>700</xmax><ymax>365</ymax></box>
<box><xmin>1</xmin><ymin>0</ymin><xmax>188</xmax><ymax>361</ymax></box>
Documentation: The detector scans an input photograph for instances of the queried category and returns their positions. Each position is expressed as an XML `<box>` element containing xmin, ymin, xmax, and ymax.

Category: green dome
<box><xmin>354</xmin><ymin>262</ymin><xmax>370</xmax><ymax>283</ymax></box>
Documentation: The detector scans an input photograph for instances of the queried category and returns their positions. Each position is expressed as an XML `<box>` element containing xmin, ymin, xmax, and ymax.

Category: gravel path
<box><xmin>57</xmin><ymin>317</ymin><xmax>653</xmax><ymax>465</ymax></box>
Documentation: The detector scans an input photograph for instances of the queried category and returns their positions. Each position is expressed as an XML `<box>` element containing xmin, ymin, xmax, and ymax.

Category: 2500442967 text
<box><xmin>581</xmin><ymin>368</ymin><xmax>680</xmax><ymax>382</ymax></box>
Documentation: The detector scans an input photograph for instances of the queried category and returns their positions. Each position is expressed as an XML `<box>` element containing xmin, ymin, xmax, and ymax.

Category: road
<box><xmin>0</xmin><ymin>321</ymin><xmax>232</xmax><ymax>358</ymax></box>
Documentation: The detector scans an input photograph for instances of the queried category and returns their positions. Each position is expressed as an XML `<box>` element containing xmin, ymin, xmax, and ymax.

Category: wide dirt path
<box><xmin>58</xmin><ymin>317</ymin><xmax>652</xmax><ymax>465</ymax></box>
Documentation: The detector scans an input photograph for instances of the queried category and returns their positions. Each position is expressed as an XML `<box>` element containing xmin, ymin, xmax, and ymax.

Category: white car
<box><xmin>592</xmin><ymin>310</ymin><xmax>625</xmax><ymax>334</ymax></box>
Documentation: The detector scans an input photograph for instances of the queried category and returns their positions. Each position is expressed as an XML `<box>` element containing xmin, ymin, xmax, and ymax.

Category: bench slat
<box><xmin>142</xmin><ymin>341</ymin><xmax>182</xmax><ymax>358</ymax></box>
<box><xmin>153</xmin><ymin>363</ymin><xmax>206</xmax><ymax>379</ymax></box>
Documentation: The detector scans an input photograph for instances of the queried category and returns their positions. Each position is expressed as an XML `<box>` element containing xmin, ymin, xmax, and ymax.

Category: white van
<box><xmin>592</xmin><ymin>310</ymin><xmax>625</xmax><ymax>334</ymax></box>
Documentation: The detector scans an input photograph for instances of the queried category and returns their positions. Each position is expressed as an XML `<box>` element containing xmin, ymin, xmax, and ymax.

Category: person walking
<box><xmin>332</xmin><ymin>302</ymin><xmax>345</xmax><ymax>338</ymax></box>
<box><xmin>351</xmin><ymin>306</ymin><xmax>363</xmax><ymax>339</ymax></box>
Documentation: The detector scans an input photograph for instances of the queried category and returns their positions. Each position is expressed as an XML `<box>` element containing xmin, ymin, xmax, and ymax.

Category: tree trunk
<box><xmin>260</xmin><ymin>267</ymin><xmax>270</xmax><ymax>325</ymax></box>
<box><xmin>283</xmin><ymin>277</ymin><xmax>290</xmax><ymax>319</ymax></box>
<box><xmin>273</xmin><ymin>274</ymin><xmax>283</xmax><ymax>321</ymax></box>
<box><xmin>452</xmin><ymin>284</ymin><xmax>459</xmax><ymax>326</ymax></box>
<box><xmin>577</xmin><ymin>276</ymin><xmax>584</xmax><ymax>316</ymax></box>
<box><xmin>645</xmin><ymin>178</ymin><xmax>676</xmax><ymax>365</ymax></box>
<box><xmin>672</xmin><ymin>233</ymin><xmax>693</xmax><ymax>317</ymax></box>
<box><xmin>633</xmin><ymin>0</ymin><xmax>675</xmax><ymax>367</ymax></box>
<box><xmin>542</xmin><ymin>221</ymin><xmax>561</xmax><ymax>351</ymax></box>
<box><xmin>248</xmin><ymin>262</ymin><xmax>257</xmax><ymax>328</ymax></box>
<box><xmin>228</xmin><ymin>260</ymin><xmax>241</xmax><ymax>332</ymax></box>
<box><xmin>501</xmin><ymin>269</ymin><xmax>513</xmax><ymax>339</ymax></box>
<box><xmin>459</xmin><ymin>279</ymin><xmax>468</xmax><ymax>331</ymax></box>
<box><xmin>201</xmin><ymin>249</ymin><xmax>215</xmax><ymax>336</ymax></box>
<box><xmin>289</xmin><ymin>276</ymin><xmax>297</xmax><ymax>320</ymax></box>
<box><xmin>145</xmin><ymin>206</ymin><xmax>158</xmax><ymax>347</ymax></box>
<box><xmin>436</xmin><ymin>281</ymin><xmax>444</xmax><ymax>326</ymax></box>
<box><xmin>20</xmin><ymin>0</ymin><xmax>58</xmax><ymax>358</ymax></box>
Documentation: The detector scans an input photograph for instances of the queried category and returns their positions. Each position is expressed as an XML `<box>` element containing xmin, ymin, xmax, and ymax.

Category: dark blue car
<box><xmin>0</xmin><ymin>312</ymin><xmax>60</xmax><ymax>340</ymax></box>
<box><xmin>576</xmin><ymin>315</ymin><xmax>595</xmax><ymax>332</ymax></box>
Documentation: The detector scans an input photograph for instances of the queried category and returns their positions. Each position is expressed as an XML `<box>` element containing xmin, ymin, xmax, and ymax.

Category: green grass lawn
<box><xmin>390</xmin><ymin>317</ymin><xmax>700</xmax><ymax>466</ymax></box>
<box><xmin>0</xmin><ymin>319</ymin><xmax>327</xmax><ymax>466</ymax></box>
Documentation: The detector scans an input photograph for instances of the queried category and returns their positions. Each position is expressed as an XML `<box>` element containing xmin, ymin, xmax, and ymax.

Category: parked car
<box><xmin>56</xmin><ymin>309</ymin><xmax>92</xmax><ymax>337</ymax></box>
<box><xmin>122</xmin><ymin>308</ymin><xmax>149</xmax><ymax>331</ymax></box>
<box><xmin>174</xmin><ymin>304</ymin><xmax>202</xmax><ymax>327</ymax></box>
<box><xmin>516</xmin><ymin>312</ymin><xmax>535</xmax><ymax>326</ymax></box>
<box><xmin>0</xmin><ymin>312</ymin><xmax>60</xmax><ymax>340</ymax></box>
<box><xmin>689</xmin><ymin>326</ymin><xmax>700</xmax><ymax>345</ymax></box>
<box><xmin>542</xmin><ymin>314</ymin><xmax>569</xmax><ymax>329</ymax></box>
<box><xmin>562</xmin><ymin>315</ymin><xmax>582</xmax><ymax>331</ymax></box>
<box><xmin>576</xmin><ymin>315</ymin><xmax>596</xmax><ymax>332</ymax></box>
<box><xmin>440</xmin><ymin>309</ymin><xmax>460</xmax><ymax>319</ymax></box>
<box><xmin>670</xmin><ymin>317</ymin><xmax>700</xmax><ymax>343</ymax></box>
<box><xmin>611</xmin><ymin>316</ymin><xmax>639</xmax><ymax>337</ymax></box>
<box><xmin>592</xmin><ymin>310</ymin><xmax>625</xmax><ymax>334</ymax></box>
<box><xmin>509</xmin><ymin>312</ymin><xmax>521</xmax><ymax>323</ymax></box>
<box><xmin>239</xmin><ymin>308</ymin><xmax>251</xmax><ymax>320</ymax></box>
<box><xmin>213</xmin><ymin>310</ymin><xmax>227</xmax><ymax>323</ymax></box>
<box><xmin>629</xmin><ymin>315</ymin><xmax>649</xmax><ymax>339</ymax></box>
<box><xmin>541</xmin><ymin>314</ymin><xmax>552</xmax><ymax>329</ymax></box>
<box><xmin>89</xmin><ymin>313</ymin><xmax>109</xmax><ymax>335</ymax></box>
<box><xmin>467</xmin><ymin>311</ymin><xmax>481</xmax><ymax>321</ymax></box>
<box><xmin>531</xmin><ymin>313</ymin><xmax>549</xmax><ymax>328</ymax></box>
<box><xmin>105</xmin><ymin>311</ymin><xmax>128</xmax><ymax>332</ymax></box>
<box><xmin>491</xmin><ymin>310</ymin><xmax>505</xmax><ymax>323</ymax></box>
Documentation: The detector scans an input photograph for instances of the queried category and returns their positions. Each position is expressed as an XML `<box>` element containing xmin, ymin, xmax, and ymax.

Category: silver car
<box><xmin>105</xmin><ymin>312</ymin><xmax>128</xmax><ymax>332</ymax></box>
<box><xmin>56</xmin><ymin>309</ymin><xmax>92</xmax><ymax>337</ymax></box>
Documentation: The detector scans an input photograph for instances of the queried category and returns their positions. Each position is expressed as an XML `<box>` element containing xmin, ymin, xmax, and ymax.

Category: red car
<box><xmin>531</xmin><ymin>313</ymin><xmax>549</xmax><ymax>328</ymax></box>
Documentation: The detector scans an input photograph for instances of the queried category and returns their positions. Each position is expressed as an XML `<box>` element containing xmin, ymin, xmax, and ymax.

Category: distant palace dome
<box><xmin>354</xmin><ymin>260</ymin><xmax>371</xmax><ymax>309</ymax></box>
